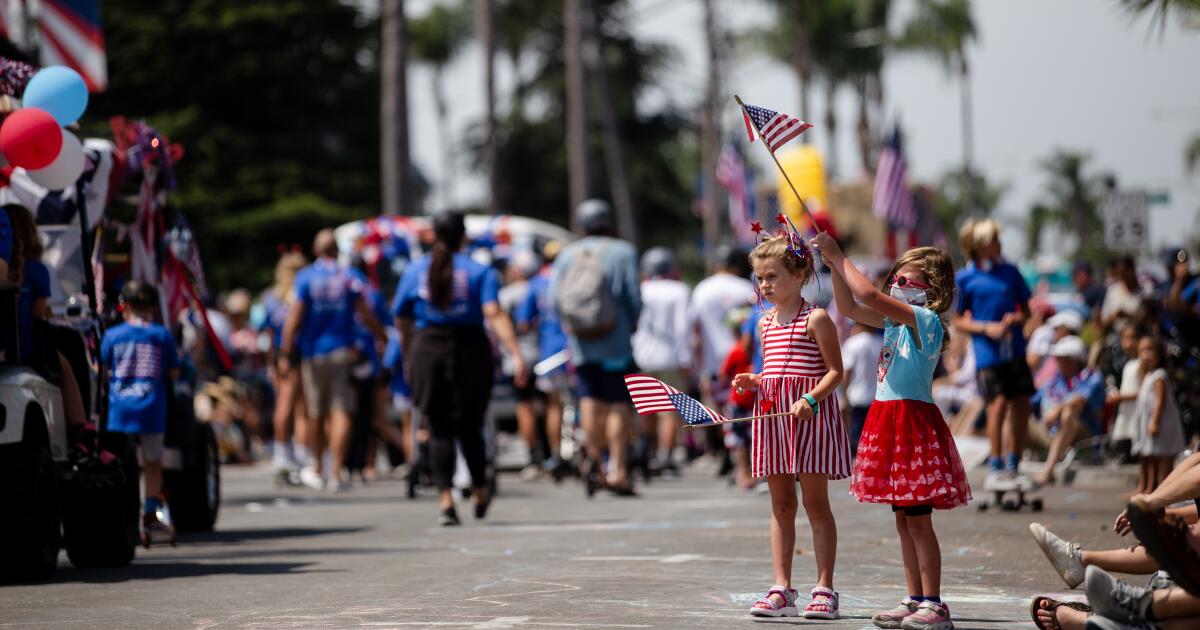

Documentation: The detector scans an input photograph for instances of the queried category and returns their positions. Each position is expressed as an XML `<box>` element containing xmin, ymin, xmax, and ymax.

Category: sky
<box><xmin>402</xmin><ymin>0</ymin><xmax>1200</xmax><ymax>261</ymax></box>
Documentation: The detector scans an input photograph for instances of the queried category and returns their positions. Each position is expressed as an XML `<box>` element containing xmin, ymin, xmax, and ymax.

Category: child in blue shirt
<box><xmin>101</xmin><ymin>281</ymin><xmax>179</xmax><ymax>540</ymax></box>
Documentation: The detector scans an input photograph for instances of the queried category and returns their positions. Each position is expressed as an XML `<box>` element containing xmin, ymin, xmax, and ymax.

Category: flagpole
<box><xmin>734</xmin><ymin>95</ymin><xmax>818</xmax><ymax>229</ymax></box>
<box><xmin>681</xmin><ymin>411</ymin><xmax>797</xmax><ymax>429</ymax></box>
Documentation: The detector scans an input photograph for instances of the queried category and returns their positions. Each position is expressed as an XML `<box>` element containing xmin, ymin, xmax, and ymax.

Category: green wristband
<box><xmin>801</xmin><ymin>393</ymin><xmax>818</xmax><ymax>414</ymax></box>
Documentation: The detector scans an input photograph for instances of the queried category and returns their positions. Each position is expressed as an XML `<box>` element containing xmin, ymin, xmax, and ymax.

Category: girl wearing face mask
<box><xmin>811</xmin><ymin>235</ymin><xmax>971</xmax><ymax>630</ymax></box>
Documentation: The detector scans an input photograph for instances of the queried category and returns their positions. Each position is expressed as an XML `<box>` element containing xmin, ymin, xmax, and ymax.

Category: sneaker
<box><xmin>983</xmin><ymin>471</ymin><xmax>1015</xmax><ymax>492</ymax></box>
<box><xmin>332</xmin><ymin>478</ymin><xmax>353</xmax><ymax>493</ymax></box>
<box><xmin>299</xmin><ymin>467</ymin><xmax>326</xmax><ymax>490</ymax></box>
<box><xmin>872</xmin><ymin>597</ymin><xmax>920</xmax><ymax>629</ymax></box>
<box><xmin>900</xmin><ymin>601</ymin><xmax>952</xmax><ymax>630</ymax></box>
<box><xmin>438</xmin><ymin>505</ymin><xmax>461</xmax><ymax>527</ymax></box>
<box><xmin>1084</xmin><ymin>566</ymin><xmax>1153</xmax><ymax>626</ymax></box>
<box><xmin>519</xmin><ymin>464</ymin><xmax>541</xmax><ymax>482</ymax></box>
<box><xmin>1029</xmin><ymin>523</ymin><xmax>1085</xmax><ymax>588</ymax></box>
<box><xmin>141</xmin><ymin>510</ymin><xmax>175</xmax><ymax>545</ymax></box>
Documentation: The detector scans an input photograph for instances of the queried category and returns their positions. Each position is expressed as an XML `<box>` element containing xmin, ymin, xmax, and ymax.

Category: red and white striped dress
<box><xmin>751</xmin><ymin>303</ymin><xmax>851</xmax><ymax>479</ymax></box>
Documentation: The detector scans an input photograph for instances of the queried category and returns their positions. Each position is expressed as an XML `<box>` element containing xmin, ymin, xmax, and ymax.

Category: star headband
<box><xmin>751</xmin><ymin>212</ymin><xmax>810</xmax><ymax>261</ymax></box>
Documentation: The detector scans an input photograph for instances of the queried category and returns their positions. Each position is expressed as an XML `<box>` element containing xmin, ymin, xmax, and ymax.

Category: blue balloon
<box><xmin>23</xmin><ymin>66</ymin><xmax>88</xmax><ymax>126</ymax></box>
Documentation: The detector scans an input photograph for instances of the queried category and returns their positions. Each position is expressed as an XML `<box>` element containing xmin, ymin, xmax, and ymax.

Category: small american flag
<box><xmin>624</xmin><ymin>374</ymin><xmax>728</xmax><ymax>426</ymax></box>
<box><xmin>716</xmin><ymin>142</ymin><xmax>757</xmax><ymax>245</ymax></box>
<box><xmin>742</xmin><ymin>104</ymin><xmax>812</xmax><ymax>153</ymax></box>
<box><xmin>873</xmin><ymin>126</ymin><xmax>915</xmax><ymax>229</ymax></box>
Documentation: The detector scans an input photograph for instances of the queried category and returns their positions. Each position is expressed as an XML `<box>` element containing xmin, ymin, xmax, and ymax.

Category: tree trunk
<box><xmin>824</xmin><ymin>78</ymin><xmax>838</xmax><ymax>181</ymax></box>
<box><xmin>701</xmin><ymin>0</ymin><xmax>722</xmax><ymax>263</ymax></box>
<box><xmin>791</xmin><ymin>36</ymin><xmax>812</xmax><ymax>143</ymax></box>
<box><xmin>476</xmin><ymin>0</ymin><xmax>499</xmax><ymax>214</ymax></box>
<box><xmin>856</xmin><ymin>78</ymin><xmax>872</xmax><ymax>176</ymax></box>
<box><xmin>432</xmin><ymin>69</ymin><xmax>452</xmax><ymax>209</ymax></box>
<box><xmin>590</xmin><ymin>13</ymin><xmax>638</xmax><ymax>248</ymax></box>
<box><xmin>380</xmin><ymin>0</ymin><xmax>411</xmax><ymax>215</ymax></box>
<box><xmin>959</xmin><ymin>58</ymin><xmax>975</xmax><ymax>215</ymax></box>
<box><xmin>564</xmin><ymin>0</ymin><xmax>590</xmax><ymax>226</ymax></box>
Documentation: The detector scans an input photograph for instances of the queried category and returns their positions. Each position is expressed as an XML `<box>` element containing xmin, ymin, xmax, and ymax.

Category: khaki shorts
<box><xmin>138</xmin><ymin>432</ymin><xmax>165</xmax><ymax>462</ymax></box>
<box><xmin>301</xmin><ymin>348</ymin><xmax>356</xmax><ymax>418</ymax></box>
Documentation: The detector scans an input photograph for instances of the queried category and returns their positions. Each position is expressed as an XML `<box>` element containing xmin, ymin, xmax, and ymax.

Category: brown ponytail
<box><xmin>429</xmin><ymin>211</ymin><xmax>466</xmax><ymax>309</ymax></box>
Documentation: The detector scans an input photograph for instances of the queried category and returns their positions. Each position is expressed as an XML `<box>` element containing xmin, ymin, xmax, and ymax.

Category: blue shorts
<box><xmin>574</xmin><ymin>360</ymin><xmax>636</xmax><ymax>404</ymax></box>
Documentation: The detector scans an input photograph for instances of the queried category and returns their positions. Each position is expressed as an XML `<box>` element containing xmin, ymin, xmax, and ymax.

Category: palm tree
<box><xmin>380</xmin><ymin>0</ymin><xmax>411</xmax><ymax>215</ymax></box>
<box><xmin>1120</xmin><ymin>0</ymin><xmax>1200</xmax><ymax>34</ymax></box>
<box><xmin>896</xmin><ymin>0</ymin><xmax>977</xmax><ymax>207</ymax></box>
<box><xmin>1028</xmin><ymin>150</ymin><xmax>1105</xmax><ymax>261</ymax></box>
<box><xmin>409</xmin><ymin>2</ymin><xmax>472</xmax><ymax>209</ymax></box>
<box><xmin>1187</xmin><ymin>135</ymin><xmax>1200</xmax><ymax>173</ymax></box>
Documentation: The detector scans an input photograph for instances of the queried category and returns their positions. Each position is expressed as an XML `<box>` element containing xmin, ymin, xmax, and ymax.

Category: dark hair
<box><xmin>4</xmin><ymin>204</ymin><xmax>41</xmax><ymax>282</ymax></box>
<box><xmin>120</xmin><ymin>280</ymin><xmax>159</xmax><ymax>313</ymax></box>
<box><xmin>429</xmin><ymin>211</ymin><xmax>466</xmax><ymax>309</ymax></box>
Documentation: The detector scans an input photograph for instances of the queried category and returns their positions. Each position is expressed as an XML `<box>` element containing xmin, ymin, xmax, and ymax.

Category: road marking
<box><xmin>570</xmin><ymin>554</ymin><xmax>755</xmax><ymax>564</ymax></box>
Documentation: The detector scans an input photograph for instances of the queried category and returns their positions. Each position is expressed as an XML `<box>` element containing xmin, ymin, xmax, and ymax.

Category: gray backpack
<box><xmin>556</xmin><ymin>242</ymin><xmax>618</xmax><ymax>339</ymax></box>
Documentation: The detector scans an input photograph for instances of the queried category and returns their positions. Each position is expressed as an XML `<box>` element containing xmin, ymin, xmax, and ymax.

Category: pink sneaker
<box><xmin>872</xmin><ymin>597</ymin><xmax>919</xmax><ymax>629</ymax></box>
<box><xmin>900</xmin><ymin>601</ymin><xmax>953</xmax><ymax>630</ymax></box>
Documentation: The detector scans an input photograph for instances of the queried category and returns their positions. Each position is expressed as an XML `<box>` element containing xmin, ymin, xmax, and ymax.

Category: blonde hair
<box><xmin>886</xmin><ymin>246</ymin><xmax>956</xmax><ymax>314</ymax></box>
<box><xmin>749</xmin><ymin>234</ymin><xmax>814</xmax><ymax>284</ymax></box>
<box><xmin>958</xmin><ymin>218</ymin><xmax>1001</xmax><ymax>261</ymax></box>
<box><xmin>272</xmin><ymin>252</ymin><xmax>307</xmax><ymax>300</ymax></box>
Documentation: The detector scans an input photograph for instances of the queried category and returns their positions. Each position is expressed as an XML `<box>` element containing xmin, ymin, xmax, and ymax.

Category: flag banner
<box><xmin>742</xmin><ymin>103</ymin><xmax>812</xmax><ymax>153</ymax></box>
<box><xmin>624</xmin><ymin>374</ymin><xmax>729</xmax><ymax>427</ymax></box>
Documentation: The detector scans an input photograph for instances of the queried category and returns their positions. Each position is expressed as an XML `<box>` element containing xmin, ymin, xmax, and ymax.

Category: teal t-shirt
<box><xmin>875</xmin><ymin>306</ymin><xmax>944</xmax><ymax>404</ymax></box>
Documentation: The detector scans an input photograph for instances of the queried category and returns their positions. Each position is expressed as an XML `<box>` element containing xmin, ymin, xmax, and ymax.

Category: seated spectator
<box><xmin>933</xmin><ymin>332</ymin><xmax>981</xmax><ymax>436</ymax></box>
<box><xmin>1027</xmin><ymin>310</ymin><xmax>1084</xmax><ymax>387</ymax></box>
<box><xmin>1030</xmin><ymin>336</ymin><xmax>1105</xmax><ymax>485</ymax></box>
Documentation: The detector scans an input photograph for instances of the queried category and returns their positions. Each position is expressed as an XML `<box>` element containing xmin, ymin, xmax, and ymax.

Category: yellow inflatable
<box><xmin>776</xmin><ymin>145</ymin><xmax>827</xmax><ymax>230</ymax></box>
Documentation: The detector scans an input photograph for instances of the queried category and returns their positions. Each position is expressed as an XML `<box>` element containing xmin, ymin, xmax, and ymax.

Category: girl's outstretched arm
<box><xmin>827</xmin><ymin>254</ymin><xmax>885</xmax><ymax>329</ymax></box>
<box><xmin>811</xmin><ymin>233</ymin><xmax>916</xmax><ymax>329</ymax></box>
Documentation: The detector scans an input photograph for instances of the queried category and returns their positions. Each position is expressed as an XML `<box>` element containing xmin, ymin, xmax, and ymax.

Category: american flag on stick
<box><xmin>873</xmin><ymin>126</ymin><xmax>915</xmax><ymax>229</ymax></box>
<box><xmin>624</xmin><ymin>374</ymin><xmax>729</xmax><ymax>427</ymax></box>
<box><xmin>741</xmin><ymin>103</ymin><xmax>812</xmax><ymax>153</ymax></box>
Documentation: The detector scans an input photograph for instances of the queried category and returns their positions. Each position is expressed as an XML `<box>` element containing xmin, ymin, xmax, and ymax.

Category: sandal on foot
<box><xmin>749</xmin><ymin>585</ymin><xmax>798</xmax><ymax>618</ymax></box>
<box><xmin>803</xmin><ymin>587</ymin><xmax>839</xmax><ymax>619</ymax></box>
<box><xmin>1030</xmin><ymin>595</ymin><xmax>1092</xmax><ymax>630</ymax></box>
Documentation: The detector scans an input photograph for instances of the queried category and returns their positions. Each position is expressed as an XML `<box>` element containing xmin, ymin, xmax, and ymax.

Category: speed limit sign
<box><xmin>1102</xmin><ymin>191</ymin><xmax>1149</xmax><ymax>251</ymax></box>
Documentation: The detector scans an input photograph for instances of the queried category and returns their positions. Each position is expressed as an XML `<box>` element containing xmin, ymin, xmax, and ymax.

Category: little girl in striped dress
<box><xmin>733</xmin><ymin>233</ymin><xmax>850</xmax><ymax>620</ymax></box>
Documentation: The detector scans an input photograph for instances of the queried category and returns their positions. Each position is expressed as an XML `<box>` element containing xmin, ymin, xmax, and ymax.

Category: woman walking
<box><xmin>392</xmin><ymin>211</ymin><xmax>527</xmax><ymax>525</ymax></box>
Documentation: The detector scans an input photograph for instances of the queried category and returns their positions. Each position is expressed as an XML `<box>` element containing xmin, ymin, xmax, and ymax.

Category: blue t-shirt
<box><xmin>875</xmin><ymin>306</ymin><xmax>944</xmax><ymax>404</ymax></box>
<box><xmin>1032</xmin><ymin>367</ymin><xmax>1106</xmax><ymax>434</ymax></box>
<box><xmin>257</xmin><ymin>292</ymin><xmax>290</xmax><ymax>349</ymax></box>
<box><xmin>955</xmin><ymin>260</ymin><xmax>1031</xmax><ymax>369</ymax></box>
<box><xmin>101</xmin><ymin>321</ymin><xmax>179</xmax><ymax>434</ymax></box>
<box><xmin>515</xmin><ymin>269</ymin><xmax>568</xmax><ymax>362</ymax></box>
<box><xmin>391</xmin><ymin>253</ymin><xmax>500</xmax><ymax>328</ymax></box>
<box><xmin>549</xmin><ymin>236</ymin><xmax>642</xmax><ymax>367</ymax></box>
<box><xmin>741</xmin><ymin>302</ymin><xmax>767</xmax><ymax>374</ymax></box>
<box><xmin>0</xmin><ymin>209</ymin><xmax>11</xmax><ymax>264</ymax></box>
<box><xmin>381</xmin><ymin>331</ymin><xmax>410</xmax><ymax>397</ymax></box>
<box><xmin>16</xmin><ymin>260</ymin><xmax>51</xmax><ymax>362</ymax></box>
<box><xmin>293</xmin><ymin>259</ymin><xmax>364</xmax><ymax>358</ymax></box>
<box><xmin>351</xmin><ymin>269</ymin><xmax>391</xmax><ymax>376</ymax></box>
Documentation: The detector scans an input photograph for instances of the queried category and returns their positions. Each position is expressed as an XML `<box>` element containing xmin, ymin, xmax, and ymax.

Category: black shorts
<box><xmin>408</xmin><ymin>326</ymin><xmax>495</xmax><ymax>427</ymax></box>
<box><xmin>977</xmin><ymin>360</ymin><xmax>1035</xmax><ymax>401</ymax></box>
<box><xmin>513</xmin><ymin>376</ymin><xmax>543</xmax><ymax>402</ymax></box>
<box><xmin>891</xmin><ymin>504</ymin><xmax>933</xmax><ymax>516</ymax></box>
<box><xmin>574</xmin><ymin>361</ymin><xmax>636</xmax><ymax>404</ymax></box>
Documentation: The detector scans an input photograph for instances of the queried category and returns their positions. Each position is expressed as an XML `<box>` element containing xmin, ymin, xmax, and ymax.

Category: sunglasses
<box><xmin>888</xmin><ymin>274</ymin><xmax>931</xmax><ymax>290</ymax></box>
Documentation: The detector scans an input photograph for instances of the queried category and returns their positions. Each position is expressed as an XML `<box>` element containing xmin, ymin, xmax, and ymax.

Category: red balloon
<box><xmin>0</xmin><ymin>108</ymin><xmax>63</xmax><ymax>169</ymax></box>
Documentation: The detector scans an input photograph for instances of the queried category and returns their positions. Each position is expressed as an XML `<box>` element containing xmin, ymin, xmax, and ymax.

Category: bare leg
<box><xmin>906</xmin><ymin>514</ymin><xmax>942</xmax><ymax>598</ymax></box>
<box><xmin>798</xmin><ymin>473</ymin><xmax>836</xmax><ymax>589</ymax></box>
<box><xmin>1138</xmin><ymin>459</ymin><xmax>1151</xmax><ymax>495</ymax></box>
<box><xmin>1010</xmin><ymin>395</ymin><xmax>1032</xmax><ymax>460</ymax></box>
<box><xmin>545</xmin><ymin>392</ymin><xmax>562</xmax><ymax>460</ymax></box>
<box><xmin>292</xmin><ymin>378</ymin><xmax>309</xmax><ymax>460</ymax></box>
<box><xmin>1081</xmin><ymin>546</ymin><xmax>1159</xmax><ymax>574</ymax></box>
<box><xmin>308</xmin><ymin>414</ymin><xmax>327</xmax><ymax>476</ymax></box>
<box><xmin>1152</xmin><ymin>587</ymin><xmax>1200</xmax><ymax>618</ymax></box>
<box><xmin>329</xmin><ymin>409</ymin><xmax>352</xmax><ymax>482</ymax></box>
<box><xmin>143</xmin><ymin>458</ymin><xmax>164</xmax><ymax>501</ymax></box>
<box><xmin>895</xmin><ymin>512</ymin><xmax>923</xmax><ymax>597</ymax></box>
<box><xmin>272</xmin><ymin>369</ymin><xmax>296</xmax><ymax>445</ymax></box>
<box><xmin>606</xmin><ymin>405</ymin><xmax>632</xmax><ymax>487</ymax></box>
<box><xmin>986</xmin><ymin>395</ymin><xmax>1010</xmax><ymax>460</ymax></box>
<box><xmin>57</xmin><ymin>353</ymin><xmax>86</xmax><ymax>428</ymax></box>
<box><xmin>1039</xmin><ymin>407</ymin><xmax>1081</xmax><ymax>484</ymax></box>
<box><xmin>580</xmin><ymin>397</ymin><xmax>607</xmax><ymax>463</ymax></box>
<box><xmin>656</xmin><ymin>412</ymin><xmax>678</xmax><ymax>459</ymax></box>
<box><xmin>372</xmin><ymin>384</ymin><xmax>407</xmax><ymax>454</ymax></box>
<box><xmin>766</xmin><ymin>474</ymin><xmax>798</xmax><ymax>605</ymax></box>
<box><xmin>516</xmin><ymin>399</ymin><xmax>539</xmax><ymax>464</ymax></box>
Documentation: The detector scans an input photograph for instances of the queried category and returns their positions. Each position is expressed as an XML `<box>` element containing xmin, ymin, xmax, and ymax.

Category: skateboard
<box><xmin>977</xmin><ymin>477</ymin><xmax>1043</xmax><ymax>512</ymax></box>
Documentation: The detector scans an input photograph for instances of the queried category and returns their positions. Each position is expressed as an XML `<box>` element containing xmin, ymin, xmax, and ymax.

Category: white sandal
<box><xmin>803</xmin><ymin>586</ymin><xmax>840</xmax><ymax>620</ymax></box>
<box><xmin>749</xmin><ymin>585</ymin><xmax>799</xmax><ymax>617</ymax></box>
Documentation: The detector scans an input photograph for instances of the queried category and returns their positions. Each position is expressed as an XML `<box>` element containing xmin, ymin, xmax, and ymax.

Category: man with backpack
<box><xmin>552</xmin><ymin>199</ymin><xmax>642</xmax><ymax>496</ymax></box>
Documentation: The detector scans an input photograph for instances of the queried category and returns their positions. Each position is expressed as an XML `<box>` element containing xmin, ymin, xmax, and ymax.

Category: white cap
<box><xmin>1049</xmin><ymin>335</ymin><xmax>1088</xmax><ymax>361</ymax></box>
<box><xmin>1047</xmin><ymin>311</ymin><xmax>1084</xmax><ymax>333</ymax></box>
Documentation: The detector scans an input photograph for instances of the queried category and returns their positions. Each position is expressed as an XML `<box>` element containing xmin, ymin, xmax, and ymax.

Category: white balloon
<box><xmin>27</xmin><ymin>130</ymin><xmax>84</xmax><ymax>190</ymax></box>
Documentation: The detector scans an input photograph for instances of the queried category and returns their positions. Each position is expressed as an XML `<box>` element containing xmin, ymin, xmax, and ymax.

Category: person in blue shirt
<box><xmin>1030</xmin><ymin>335</ymin><xmax>1106</xmax><ymax>486</ymax></box>
<box><xmin>953</xmin><ymin>218</ymin><xmax>1035</xmax><ymax>487</ymax></box>
<box><xmin>515</xmin><ymin>242</ymin><xmax>569</xmax><ymax>475</ymax></box>
<box><xmin>258</xmin><ymin>250</ymin><xmax>310</xmax><ymax>480</ymax></box>
<box><xmin>550</xmin><ymin>199</ymin><xmax>642</xmax><ymax>496</ymax></box>
<box><xmin>101</xmin><ymin>281</ymin><xmax>180</xmax><ymax>540</ymax></box>
<box><xmin>280</xmin><ymin>229</ymin><xmax>386</xmax><ymax>492</ymax></box>
<box><xmin>393</xmin><ymin>211</ymin><xmax>527</xmax><ymax>526</ymax></box>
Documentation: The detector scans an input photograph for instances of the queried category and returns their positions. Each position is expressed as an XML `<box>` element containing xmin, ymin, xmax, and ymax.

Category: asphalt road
<box><xmin>2</xmin><ymin>458</ymin><xmax>1139</xmax><ymax>629</ymax></box>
